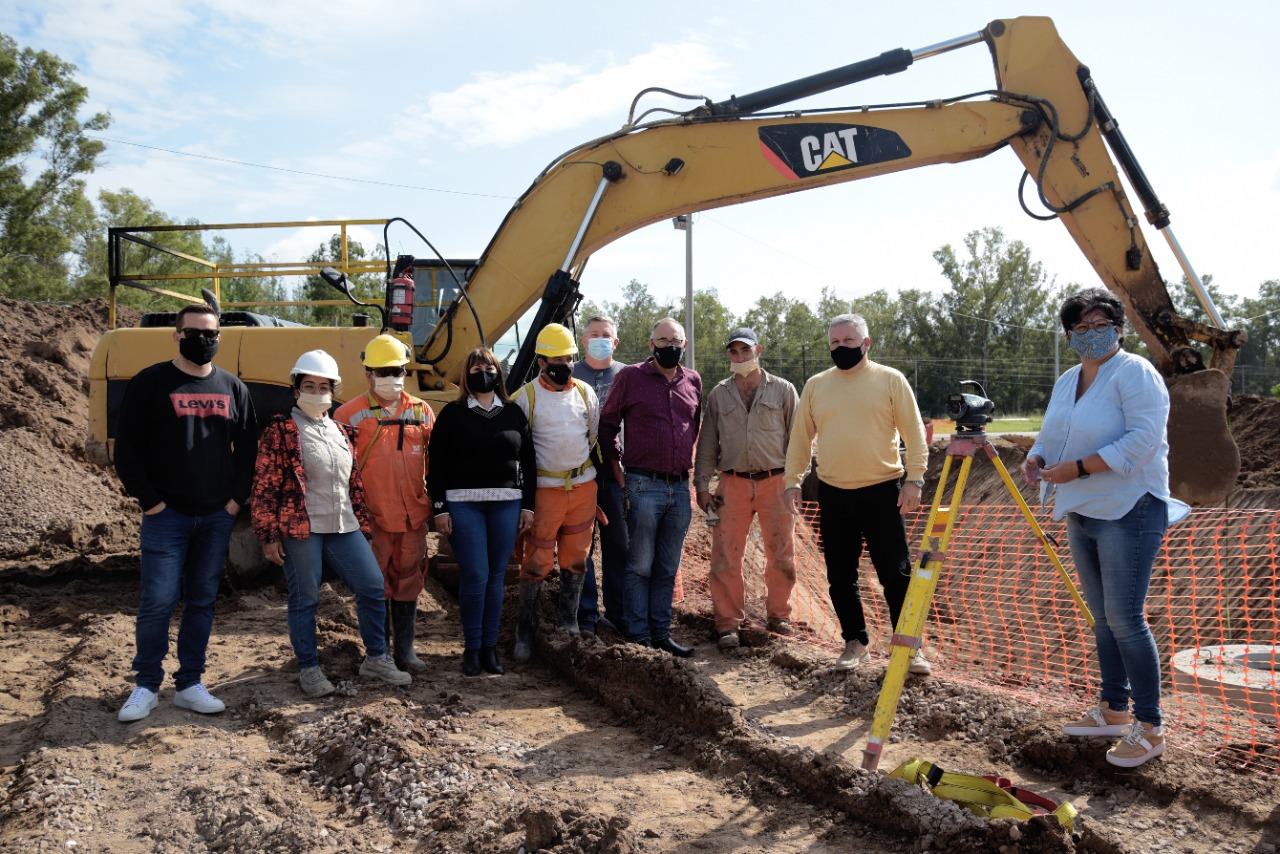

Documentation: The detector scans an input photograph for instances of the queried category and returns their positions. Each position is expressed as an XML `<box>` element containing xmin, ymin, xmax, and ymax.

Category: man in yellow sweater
<box><xmin>783</xmin><ymin>314</ymin><xmax>931</xmax><ymax>675</ymax></box>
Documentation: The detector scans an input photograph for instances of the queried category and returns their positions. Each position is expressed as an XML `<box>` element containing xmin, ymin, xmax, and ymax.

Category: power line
<box><xmin>950</xmin><ymin>310</ymin><xmax>1056</xmax><ymax>334</ymax></box>
<box><xmin>89</xmin><ymin>135</ymin><xmax>516</xmax><ymax>200</ymax></box>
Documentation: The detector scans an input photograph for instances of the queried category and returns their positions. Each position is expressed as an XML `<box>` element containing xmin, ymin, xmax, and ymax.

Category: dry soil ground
<box><xmin>0</xmin><ymin>296</ymin><xmax>1277</xmax><ymax>853</ymax></box>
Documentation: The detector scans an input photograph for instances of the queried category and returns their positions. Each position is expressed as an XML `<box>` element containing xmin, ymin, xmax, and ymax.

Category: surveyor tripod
<box><xmin>860</xmin><ymin>428</ymin><xmax>1094</xmax><ymax>771</ymax></box>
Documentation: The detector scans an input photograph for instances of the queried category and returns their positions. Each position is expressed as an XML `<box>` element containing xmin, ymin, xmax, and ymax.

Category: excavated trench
<box><xmin>2</xmin><ymin>295</ymin><xmax>1279</xmax><ymax>852</ymax></box>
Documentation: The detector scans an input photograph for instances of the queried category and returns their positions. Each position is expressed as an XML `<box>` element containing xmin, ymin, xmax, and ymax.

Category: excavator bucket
<box><xmin>1167</xmin><ymin>370</ymin><xmax>1239</xmax><ymax>506</ymax></box>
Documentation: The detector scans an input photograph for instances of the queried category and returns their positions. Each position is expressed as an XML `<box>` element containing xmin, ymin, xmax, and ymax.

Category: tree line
<box><xmin>579</xmin><ymin>228</ymin><xmax>1280</xmax><ymax>415</ymax></box>
<box><xmin>3</xmin><ymin>32</ymin><xmax>1279</xmax><ymax>409</ymax></box>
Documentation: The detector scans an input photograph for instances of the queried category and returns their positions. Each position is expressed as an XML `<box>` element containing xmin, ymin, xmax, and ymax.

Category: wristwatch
<box><xmin>910</xmin><ymin>479</ymin><xmax>926</xmax><ymax>488</ymax></box>
<box><xmin>1076</xmin><ymin>459</ymin><xmax>1090</xmax><ymax>479</ymax></box>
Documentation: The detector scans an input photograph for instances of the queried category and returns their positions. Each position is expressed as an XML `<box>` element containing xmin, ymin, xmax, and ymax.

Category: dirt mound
<box><xmin>0</xmin><ymin>296</ymin><xmax>141</xmax><ymax>568</ymax></box>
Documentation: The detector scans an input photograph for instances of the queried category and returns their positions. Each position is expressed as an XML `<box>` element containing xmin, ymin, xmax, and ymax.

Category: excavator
<box><xmin>89</xmin><ymin>16</ymin><xmax>1243</xmax><ymax>568</ymax></box>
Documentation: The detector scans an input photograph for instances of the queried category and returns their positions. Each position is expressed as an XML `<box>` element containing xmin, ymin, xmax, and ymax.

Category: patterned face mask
<box><xmin>1069</xmin><ymin>325</ymin><xmax>1120</xmax><ymax>361</ymax></box>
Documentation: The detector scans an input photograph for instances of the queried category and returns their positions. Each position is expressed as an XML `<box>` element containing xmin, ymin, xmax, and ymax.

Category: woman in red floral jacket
<box><xmin>251</xmin><ymin>350</ymin><xmax>413</xmax><ymax>698</ymax></box>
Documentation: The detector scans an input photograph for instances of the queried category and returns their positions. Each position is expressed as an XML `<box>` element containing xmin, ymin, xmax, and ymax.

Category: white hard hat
<box><xmin>290</xmin><ymin>349</ymin><xmax>341</xmax><ymax>383</ymax></box>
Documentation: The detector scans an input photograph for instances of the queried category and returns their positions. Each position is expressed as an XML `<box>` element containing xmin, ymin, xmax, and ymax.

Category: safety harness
<box><xmin>519</xmin><ymin>378</ymin><xmax>607</xmax><ymax>551</ymax></box>
<box><xmin>889</xmin><ymin>758</ymin><xmax>1077</xmax><ymax>833</ymax></box>
<box><xmin>521</xmin><ymin>379</ymin><xmax>598</xmax><ymax>491</ymax></box>
<box><xmin>357</xmin><ymin>392</ymin><xmax>429</xmax><ymax>470</ymax></box>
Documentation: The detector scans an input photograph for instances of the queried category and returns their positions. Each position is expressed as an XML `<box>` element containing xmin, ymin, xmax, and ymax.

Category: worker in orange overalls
<box><xmin>334</xmin><ymin>334</ymin><xmax>433</xmax><ymax>672</ymax></box>
<box><xmin>510</xmin><ymin>323</ymin><xmax>600</xmax><ymax>662</ymax></box>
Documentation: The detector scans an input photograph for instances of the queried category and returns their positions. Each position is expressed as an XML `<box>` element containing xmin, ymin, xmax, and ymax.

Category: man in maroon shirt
<box><xmin>599</xmin><ymin>317</ymin><xmax>702</xmax><ymax>656</ymax></box>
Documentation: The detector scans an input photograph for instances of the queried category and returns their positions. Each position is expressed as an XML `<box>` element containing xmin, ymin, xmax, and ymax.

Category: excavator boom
<box><xmin>443</xmin><ymin>16</ymin><xmax>1239</xmax><ymax>504</ymax></box>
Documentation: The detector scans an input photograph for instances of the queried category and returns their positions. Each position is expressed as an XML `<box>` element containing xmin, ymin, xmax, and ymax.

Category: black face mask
<box><xmin>830</xmin><ymin>344</ymin><xmax>865</xmax><ymax>371</ymax></box>
<box><xmin>466</xmin><ymin>370</ymin><xmax>500</xmax><ymax>393</ymax></box>
<box><xmin>544</xmin><ymin>362</ymin><xmax>573</xmax><ymax>386</ymax></box>
<box><xmin>652</xmin><ymin>345</ymin><xmax>684</xmax><ymax>370</ymax></box>
<box><xmin>179</xmin><ymin>336</ymin><xmax>219</xmax><ymax>366</ymax></box>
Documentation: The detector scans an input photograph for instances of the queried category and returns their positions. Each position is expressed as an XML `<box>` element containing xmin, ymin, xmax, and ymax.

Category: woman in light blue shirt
<box><xmin>1024</xmin><ymin>288</ymin><xmax>1189</xmax><ymax>769</ymax></box>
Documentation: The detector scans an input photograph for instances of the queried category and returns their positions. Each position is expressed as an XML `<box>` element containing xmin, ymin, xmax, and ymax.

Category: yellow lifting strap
<box><xmin>522</xmin><ymin>379</ymin><xmax>598</xmax><ymax>490</ymax></box>
<box><xmin>889</xmin><ymin>758</ymin><xmax>1078</xmax><ymax>833</ymax></box>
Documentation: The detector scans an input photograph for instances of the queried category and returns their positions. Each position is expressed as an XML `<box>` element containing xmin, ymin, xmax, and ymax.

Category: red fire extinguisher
<box><xmin>387</xmin><ymin>274</ymin><xmax>415</xmax><ymax>331</ymax></box>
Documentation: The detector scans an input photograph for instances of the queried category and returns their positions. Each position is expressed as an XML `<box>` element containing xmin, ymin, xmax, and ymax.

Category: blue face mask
<box><xmin>586</xmin><ymin>338</ymin><xmax>614</xmax><ymax>360</ymax></box>
<box><xmin>1069</xmin><ymin>325</ymin><xmax>1120</xmax><ymax>360</ymax></box>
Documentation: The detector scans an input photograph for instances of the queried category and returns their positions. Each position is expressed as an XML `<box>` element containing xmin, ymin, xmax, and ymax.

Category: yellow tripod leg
<box><xmin>859</xmin><ymin>432</ymin><xmax>1095</xmax><ymax>773</ymax></box>
<box><xmin>862</xmin><ymin>451</ymin><xmax>976</xmax><ymax>770</ymax></box>
<box><xmin>980</xmin><ymin>445</ymin><xmax>1094</xmax><ymax>627</ymax></box>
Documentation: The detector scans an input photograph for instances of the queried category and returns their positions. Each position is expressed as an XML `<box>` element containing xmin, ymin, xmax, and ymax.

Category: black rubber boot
<box><xmin>391</xmin><ymin>600</ymin><xmax>427</xmax><ymax>672</ymax></box>
<box><xmin>461</xmin><ymin>649</ymin><xmax>481</xmax><ymax>677</ymax></box>
<box><xmin>480</xmin><ymin>647</ymin><xmax>505</xmax><ymax>675</ymax></box>
<box><xmin>557</xmin><ymin>572</ymin><xmax>587</xmax><ymax>636</ymax></box>
<box><xmin>383</xmin><ymin>600</ymin><xmax>394</xmax><ymax>651</ymax></box>
<box><xmin>512</xmin><ymin>581</ymin><xmax>541</xmax><ymax>663</ymax></box>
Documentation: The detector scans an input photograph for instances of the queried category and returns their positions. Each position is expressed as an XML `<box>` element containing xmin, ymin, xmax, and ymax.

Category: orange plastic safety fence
<box><xmin>675</xmin><ymin>501</ymin><xmax>1280</xmax><ymax>776</ymax></box>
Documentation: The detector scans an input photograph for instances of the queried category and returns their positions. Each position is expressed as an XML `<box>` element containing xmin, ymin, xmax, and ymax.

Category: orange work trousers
<box><xmin>709</xmin><ymin>473</ymin><xmax>796</xmax><ymax>633</ymax></box>
<box><xmin>521</xmin><ymin>481</ymin><xmax>598</xmax><ymax>582</ymax></box>
<box><xmin>371</xmin><ymin>523</ymin><xmax>429</xmax><ymax>601</ymax></box>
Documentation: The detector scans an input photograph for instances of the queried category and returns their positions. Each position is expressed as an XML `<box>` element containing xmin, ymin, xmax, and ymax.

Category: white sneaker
<box><xmin>835</xmin><ymin>640</ymin><xmax>870</xmax><ymax>670</ymax></box>
<box><xmin>117</xmin><ymin>686</ymin><xmax>158</xmax><ymax>722</ymax></box>
<box><xmin>173</xmin><ymin>684</ymin><xmax>226</xmax><ymax>714</ymax></box>
<box><xmin>908</xmin><ymin>650</ymin><xmax>933</xmax><ymax>677</ymax></box>
<box><xmin>359</xmin><ymin>655</ymin><xmax>412</xmax><ymax>686</ymax></box>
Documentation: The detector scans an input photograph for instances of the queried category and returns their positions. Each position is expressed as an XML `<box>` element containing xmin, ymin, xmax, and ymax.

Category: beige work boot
<box><xmin>359</xmin><ymin>655</ymin><xmax>412</xmax><ymax>686</ymax></box>
<box><xmin>300</xmin><ymin>666</ymin><xmax>335</xmax><ymax>698</ymax></box>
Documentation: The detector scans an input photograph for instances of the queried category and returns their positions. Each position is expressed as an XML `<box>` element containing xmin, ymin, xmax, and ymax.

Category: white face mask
<box><xmin>296</xmin><ymin>392</ymin><xmax>332</xmax><ymax>419</ymax></box>
<box><xmin>373</xmin><ymin>376</ymin><xmax>404</xmax><ymax>398</ymax></box>
<box><xmin>730</xmin><ymin>357</ymin><xmax>760</xmax><ymax>376</ymax></box>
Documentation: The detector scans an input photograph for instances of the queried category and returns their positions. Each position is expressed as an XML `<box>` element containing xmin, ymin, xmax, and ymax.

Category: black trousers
<box><xmin>817</xmin><ymin>477</ymin><xmax>912</xmax><ymax>645</ymax></box>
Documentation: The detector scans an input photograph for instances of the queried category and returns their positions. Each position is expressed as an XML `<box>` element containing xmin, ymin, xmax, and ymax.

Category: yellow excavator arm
<box><xmin>436</xmin><ymin>16</ymin><xmax>1239</xmax><ymax>504</ymax></box>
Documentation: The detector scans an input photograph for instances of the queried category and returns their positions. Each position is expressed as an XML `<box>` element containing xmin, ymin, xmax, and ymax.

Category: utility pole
<box><xmin>672</xmin><ymin>215</ymin><xmax>694</xmax><ymax>371</ymax></box>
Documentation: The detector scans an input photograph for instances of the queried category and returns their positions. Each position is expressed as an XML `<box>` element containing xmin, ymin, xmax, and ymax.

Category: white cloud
<box><xmin>416</xmin><ymin>41</ymin><xmax>728</xmax><ymax>148</ymax></box>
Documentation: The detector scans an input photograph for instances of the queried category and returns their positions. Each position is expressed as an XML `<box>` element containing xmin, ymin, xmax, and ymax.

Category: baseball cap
<box><xmin>725</xmin><ymin>327</ymin><xmax>758</xmax><ymax>348</ymax></box>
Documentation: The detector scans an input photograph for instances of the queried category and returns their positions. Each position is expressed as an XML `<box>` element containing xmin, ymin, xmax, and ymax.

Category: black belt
<box><xmin>725</xmin><ymin>468</ymin><xmax>785</xmax><ymax>481</ymax></box>
<box><xmin>627</xmin><ymin>466</ymin><xmax>688</xmax><ymax>483</ymax></box>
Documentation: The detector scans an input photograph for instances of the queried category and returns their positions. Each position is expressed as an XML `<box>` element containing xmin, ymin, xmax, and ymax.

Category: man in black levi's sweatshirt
<box><xmin>112</xmin><ymin>304</ymin><xmax>257</xmax><ymax>723</ymax></box>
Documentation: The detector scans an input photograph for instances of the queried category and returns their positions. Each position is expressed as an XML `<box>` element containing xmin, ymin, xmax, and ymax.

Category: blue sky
<box><xmin>5</xmin><ymin>0</ymin><xmax>1278</xmax><ymax>336</ymax></box>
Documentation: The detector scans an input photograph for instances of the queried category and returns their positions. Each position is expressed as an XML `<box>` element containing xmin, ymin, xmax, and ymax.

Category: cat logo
<box><xmin>759</xmin><ymin>123</ymin><xmax>912</xmax><ymax>180</ymax></box>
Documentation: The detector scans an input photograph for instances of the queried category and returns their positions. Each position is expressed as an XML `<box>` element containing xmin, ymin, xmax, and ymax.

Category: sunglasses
<box><xmin>179</xmin><ymin>328</ymin><xmax>219</xmax><ymax>340</ymax></box>
<box><xmin>371</xmin><ymin>366</ymin><xmax>406</xmax><ymax>378</ymax></box>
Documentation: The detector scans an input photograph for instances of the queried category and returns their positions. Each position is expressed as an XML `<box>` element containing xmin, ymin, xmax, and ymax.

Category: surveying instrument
<box><xmin>861</xmin><ymin>381</ymin><xmax>1094</xmax><ymax>771</ymax></box>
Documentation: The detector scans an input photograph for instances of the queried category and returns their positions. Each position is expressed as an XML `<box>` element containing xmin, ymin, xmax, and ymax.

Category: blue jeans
<box><xmin>621</xmin><ymin>472</ymin><xmax>693</xmax><ymax>644</ymax></box>
<box><xmin>134</xmin><ymin>506</ymin><xmax>236</xmax><ymax>691</ymax></box>
<box><xmin>448</xmin><ymin>500</ymin><xmax>521</xmax><ymax>649</ymax></box>
<box><xmin>281</xmin><ymin>530</ymin><xmax>388</xmax><ymax>668</ymax></box>
<box><xmin>1067</xmin><ymin>493</ymin><xmax>1169</xmax><ymax>727</ymax></box>
<box><xmin>579</xmin><ymin>476</ymin><xmax>628</xmax><ymax>630</ymax></box>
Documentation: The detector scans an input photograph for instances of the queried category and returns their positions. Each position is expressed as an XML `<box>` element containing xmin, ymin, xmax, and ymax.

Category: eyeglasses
<box><xmin>652</xmin><ymin>337</ymin><xmax>685</xmax><ymax>348</ymax></box>
<box><xmin>1070</xmin><ymin>321</ymin><xmax>1117</xmax><ymax>334</ymax></box>
<box><xmin>370</xmin><ymin>366</ymin><xmax>406</xmax><ymax>378</ymax></box>
<box><xmin>179</xmin><ymin>328</ymin><xmax>219</xmax><ymax>340</ymax></box>
<box><xmin>299</xmin><ymin>381</ymin><xmax>333</xmax><ymax>394</ymax></box>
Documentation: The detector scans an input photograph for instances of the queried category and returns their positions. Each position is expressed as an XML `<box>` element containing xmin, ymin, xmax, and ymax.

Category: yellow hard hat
<box><xmin>534</xmin><ymin>323</ymin><xmax>578</xmax><ymax>358</ymax></box>
<box><xmin>362</xmin><ymin>334</ymin><xmax>411</xmax><ymax>368</ymax></box>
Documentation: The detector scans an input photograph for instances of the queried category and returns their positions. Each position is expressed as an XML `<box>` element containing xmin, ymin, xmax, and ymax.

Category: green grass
<box><xmin>929</xmin><ymin>416</ymin><xmax>1042</xmax><ymax>436</ymax></box>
